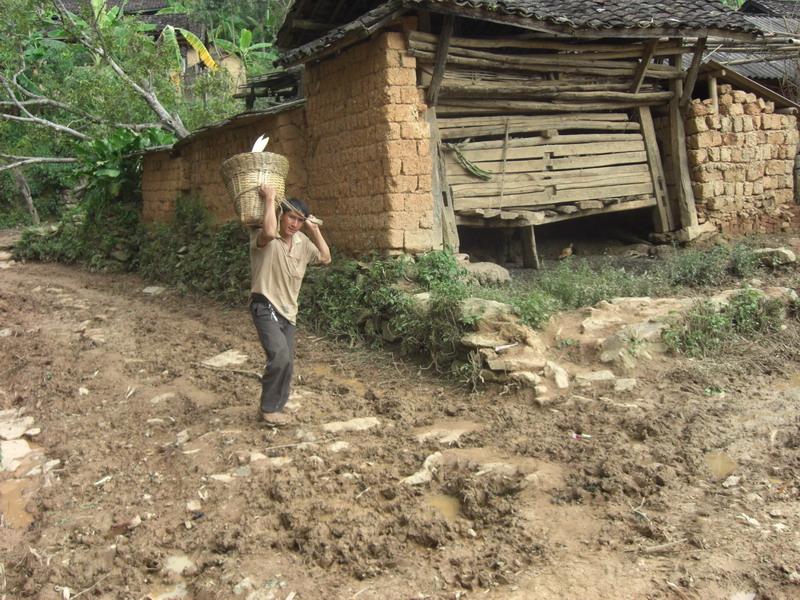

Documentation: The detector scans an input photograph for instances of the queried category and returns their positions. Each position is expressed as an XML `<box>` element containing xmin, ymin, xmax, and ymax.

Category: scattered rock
<box><xmin>545</xmin><ymin>361</ymin><xmax>570</xmax><ymax>389</ymax></box>
<box><xmin>163</xmin><ymin>554</ymin><xmax>197</xmax><ymax>577</ymax></box>
<box><xmin>483</xmin><ymin>345</ymin><xmax>546</xmax><ymax>372</ymax></box>
<box><xmin>0</xmin><ymin>414</ymin><xmax>35</xmax><ymax>441</ymax></box>
<box><xmin>0</xmin><ymin>328</ymin><xmax>11</xmax><ymax>337</ymax></box>
<box><xmin>509</xmin><ymin>371</ymin><xmax>541</xmax><ymax>387</ymax></box>
<box><xmin>463</xmin><ymin>262</ymin><xmax>511</xmax><ymax>285</ymax></box>
<box><xmin>142</xmin><ymin>286</ymin><xmax>166</xmax><ymax>295</ymax></box>
<box><xmin>327</xmin><ymin>441</ymin><xmax>351</xmax><ymax>453</ymax></box>
<box><xmin>575</xmin><ymin>370</ymin><xmax>616</xmax><ymax>387</ymax></box>
<box><xmin>753</xmin><ymin>247</ymin><xmax>796</xmax><ymax>267</ymax></box>
<box><xmin>1</xmin><ymin>439</ymin><xmax>32</xmax><ymax>471</ymax></box>
<box><xmin>150</xmin><ymin>392</ymin><xmax>177</xmax><ymax>404</ymax></box>
<box><xmin>322</xmin><ymin>417</ymin><xmax>380</xmax><ymax>433</ymax></box>
<box><xmin>614</xmin><ymin>378</ymin><xmax>638</xmax><ymax>392</ymax></box>
<box><xmin>202</xmin><ymin>349</ymin><xmax>248</xmax><ymax>368</ymax></box>
<box><xmin>460</xmin><ymin>332</ymin><xmax>509</xmax><ymax>349</ymax></box>
<box><xmin>209</xmin><ymin>474</ymin><xmax>235</xmax><ymax>483</ymax></box>
<box><xmin>186</xmin><ymin>500</ymin><xmax>202</xmax><ymax>512</ymax></box>
<box><xmin>414</xmin><ymin>421</ymin><xmax>481</xmax><ymax>445</ymax></box>
<box><xmin>402</xmin><ymin>452</ymin><xmax>443</xmax><ymax>485</ymax></box>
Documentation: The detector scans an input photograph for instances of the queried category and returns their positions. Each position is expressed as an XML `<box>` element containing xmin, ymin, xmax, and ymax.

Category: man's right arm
<box><xmin>256</xmin><ymin>185</ymin><xmax>278</xmax><ymax>248</ymax></box>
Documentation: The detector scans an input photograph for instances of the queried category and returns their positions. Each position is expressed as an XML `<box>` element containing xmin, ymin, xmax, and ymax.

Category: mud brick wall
<box><xmin>685</xmin><ymin>85</ymin><xmax>799</xmax><ymax>235</ymax></box>
<box><xmin>303</xmin><ymin>32</ymin><xmax>434</xmax><ymax>255</ymax></box>
<box><xmin>142</xmin><ymin>107</ymin><xmax>308</xmax><ymax>224</ymax></box>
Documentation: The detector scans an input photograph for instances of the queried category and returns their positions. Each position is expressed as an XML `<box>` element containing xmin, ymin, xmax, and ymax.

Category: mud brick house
<box><xmin>142</xmin><ymin>0</ymin><xmax>800</xmax><ymax>262</ymax></box>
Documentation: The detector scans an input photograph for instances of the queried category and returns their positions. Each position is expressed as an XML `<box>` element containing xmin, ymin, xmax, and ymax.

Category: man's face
<box><xmin>281</xmin><ymin>210</ymin><xmax>305</xmax><ymax>235</ymax></box>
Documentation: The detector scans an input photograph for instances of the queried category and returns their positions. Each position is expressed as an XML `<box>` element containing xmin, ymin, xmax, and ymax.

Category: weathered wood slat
<box><xmin>408</xmin><ymin>31</ymin><xmax>690</xmax><ymax>55</ymax></box>
<box><xmin>453</xmin><ymin>182</ymin><xmax>655</xmax><ymax>210</ymax></box>
<box><xmin>438</xmin><ymin>113</ymin><xmax>629</xmax><ymax>128</ymax></box>
<box><xmin>450</xmin><ymin>171</ymin><xmax>652</xmax><ymax>198</ymax></box>
<box><xmin>408</xmin><ymin>48</ymin><xmax>680</xmax><ymax>79</ymax></box>
<box><xmin>448</xmin><ymin>140</ymin><xmax>646</xmax><ymax>162</ymax></box>
<box><xmin>454</xmin><ymin>197</ymin><xmax>658</xmax><ymax>227</ymax></box>
<box><xmin>636</xmin><ymin>105</ymin><xmax>673</xmax><ymax>232</ymax></box>
<box><xmin>440</xmin><ymin>120</ymin><xmax>640</xmax><ymax>139</ymax></box>
<box><xmin>408</xmin><ymin>49</ymin><xmax>681</xmax><ymax>79</ymax></box>
<box><xmin>445</xmin><ymin>156</ymin><xmax>649</xmax><ymax>182</ymax></box>
<box><xmin>408</xmin><ymin>36</ymin><xmax>680</xmax><ymax>74</ymax></box>
<box><xmin>442</xmin><ymin>133</ymin><xmax>642</xmax><ymax>149</ymax></box>
<box><xmin>437</xmin><ymin>98</ymin><xmax>670</xmax><ymax>114</ymax></box>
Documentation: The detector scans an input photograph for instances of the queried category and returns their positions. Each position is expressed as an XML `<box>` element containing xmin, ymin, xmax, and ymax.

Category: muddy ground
<box><xmin>2</xmin><ymin>245</ymin><xmax>800</xmax><ymax>599</ymax></box>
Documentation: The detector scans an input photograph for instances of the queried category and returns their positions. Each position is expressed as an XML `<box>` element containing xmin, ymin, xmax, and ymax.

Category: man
<box><xmin>250</xmin><ymin>184</ymin><xmax>331</xmax><ymax>426</ymax></box>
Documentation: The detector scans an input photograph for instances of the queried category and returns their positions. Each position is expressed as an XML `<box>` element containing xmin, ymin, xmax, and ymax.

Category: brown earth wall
<box><xmin>685</xmin><ymin>85</ymin><xmax>799</xmax><ymax>235</ymax></box>
<box><xmin>303</xmin><ymin>32</ymin><xmax>434</xmax><ymax>255</ymax></box>
<box><xmin>141</xmin><ymin>108</ymin><xmax>308</xmax><ymax>224</ymax></box>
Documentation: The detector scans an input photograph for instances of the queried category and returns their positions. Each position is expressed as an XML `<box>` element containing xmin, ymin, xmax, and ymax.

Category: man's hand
<box><xmin>302</xmin><ymin>216</ymin><xmax>321</xmax><ymax>236</ymax></box>
<box><xmin>258</xmin><ymin>184</ymin><xmax>277</xmax><ymax>206</ymax></box>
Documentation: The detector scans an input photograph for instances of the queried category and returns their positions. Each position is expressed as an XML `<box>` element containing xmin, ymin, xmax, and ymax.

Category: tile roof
<box><xmin>412</xmin><ymin>0</ymin><xmax>756</xmax><ymax>33</ymax></box>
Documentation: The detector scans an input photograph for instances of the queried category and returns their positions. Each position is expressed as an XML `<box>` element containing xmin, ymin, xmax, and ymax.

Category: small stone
<box><xmin>463</xmin><ymin>262</ymin><xmax>511</xmax><ymax>285</ymax></box>
<box><xmin>1</xmin><ymin>439</ymin><xmax>32</xmax><ymax>471</ymax></box>
<box><xmin>614</xmin><ymin>378</ymin><xmax>638</xmax><ymax>392</ymax></box>
<box><xmin>142</xmin><ymin>286</ymin><xmax>165</xmax><ymax>295</ymax></box>
<box><xmin>186</xmin><ymin>500</ymin><xmax>202</xmax><ymax>512</ymax></box>
<box><xmin>202</xmin><ymin>349</ymin><xmax>248</xmax><ymax>368</ymax></box>
<box><xmin>209</xmin><ymin>474</ymin><xmax>235</xmax><ymax>483</ymax></box>
<box><xmin>509</xmin><ymin>371</ymin><xmax>541</xmax><ymax>387</ymax></box>
<box><xmin>545</xmin><ymin>361</ymin><xmax>570</xmax><ymax>389</ymax></box>
<box><xmin>175</xmin><ymin>430</ymin><xmax>190</xmax><ymax>445</ymax></box>
<box><xmin>0</xmin><ymin>328</ymin><xmax>11</xmax><ymax>337</ymax></box>
<box><xmin>327</xmin><ymin>441</ymin><xmax>351</xmax><ymax>453</ymax></box>
<box><xmin>322</xmin><ymin>417</ymin><xmax>380</xmax><ymax>433</ymax></box>
<box><xmin>150</xmin><ymin>392</ymin><xmax>176</xmax><ymax>404</ymax></box>
<box><xmin>0</xmin><ymin>415</ymin><xmax>35</xmax><ymax>441</ymax></box>
<box><xmin>575</xmin><ymin>370</ymin><xmax>616</xmax><ymax>387</ymax></box>
<box><xmin>78</xmin><ymin>387</ymin><xmax>89</xmax><ymax>396</ymax></box>
<box><xmin>722</xmin><ymin>475</ymin><xmax>741</xmax><ymax>488</ymax></box>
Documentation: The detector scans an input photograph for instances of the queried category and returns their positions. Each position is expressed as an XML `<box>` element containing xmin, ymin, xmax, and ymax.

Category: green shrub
<box><xmin>662</xmin><ymin>245</ymin><xmax>730</xmax><ymax>287</ymax></box>
<box><xmin>535</xmin><ymin>260</ymin><xmax>660</xmax><ymax>309</ymax></box>
<box><xmin>662</xmin><ymin>287</ymin><xmax>783</xmax><ymax>357</ymax></box>
<box><xmin>138</xmin><ymin>196</ymin><xmax>250</xmax><ymax>304</ymax></box>
<box><xmin>729</xmin><ymin>243</ymin><xmax>761</xmax><ymax>279</ymax></box>
<box><xmin>14</xmin><ymin>194</ymin><xmax>141</xmax><ymax>272</ymax></box>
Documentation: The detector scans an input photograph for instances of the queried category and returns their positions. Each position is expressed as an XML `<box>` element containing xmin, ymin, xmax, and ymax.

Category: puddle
<box><xmin>426</xmin><ymin>493</ymin><xmax>461</xmax><ymax>521</ymax></box>
<box><xmin>0</xmin><ymin>478</ymin><xmax>36</xmax><ymax>528</ymax></box>
<box><xmin>706</xmin><ymin>452</ymin><xmax>737</xmax><ymax>480</ymax></box>
<box><xmin>145</xmin><ymin>583</ymin><xmax>188</xmax><ymax>600</ymax></box>
<box><xmin>307</xmin><ymin>363</ymin><xmax>367</xmax><ymax>397</ymax></box>
<box><xmin>163</xmin><ymin>554</ymin><xmax>196</xmax><ymax>577</ymax></box>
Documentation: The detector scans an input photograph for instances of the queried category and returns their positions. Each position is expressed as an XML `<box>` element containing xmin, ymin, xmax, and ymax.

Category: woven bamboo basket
<box><xmin>221</xmin><ymin>152</ymin><xmax>290</xmax><ymax>227</ymax></box>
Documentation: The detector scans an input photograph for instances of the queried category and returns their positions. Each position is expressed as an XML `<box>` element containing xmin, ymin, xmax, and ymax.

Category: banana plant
<box><xmin>160</xmin><ymin>24</ymin><xmax>218</xmax><ymax>72</ymax></box>
<box><xmin>212</xmin><ymin>28</ymin><xmax>274</xmax><ymax>74</ymax></box>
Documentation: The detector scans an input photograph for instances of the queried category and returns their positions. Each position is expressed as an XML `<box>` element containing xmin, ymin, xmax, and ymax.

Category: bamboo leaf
<box><xmin>178</xmin><ymin>27</ymin><xmax>218</xmax><ymax>71</ymax></box>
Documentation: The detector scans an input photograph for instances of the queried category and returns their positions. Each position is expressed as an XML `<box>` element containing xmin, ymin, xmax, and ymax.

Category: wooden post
<box><xmin>630</xmin><ymin>39</ymin><xmax>657</xmax><ymax>94</ymax></box>
<box><xmin>709</xmin><ymin>76</ymin><xmax>719</xmax><ymax>114</ymax></box>
<box><xmin>426</xmin><ymin>108</ymin><xmax>459</xmax><ymax>249</ymax></box>
<box><xmin>426</xmin><ymin>15</ymin><xmax>454</xmax><ymax>107</ymax></box>
<box><xmin>636</xmin><ymin>106</ymin><xmax>673</xmax><ymax>232</ymax></box>
<box><xmin>521</xmin><ymin>225</ymin><xmax>540</xmax><ymax>269</ymax></box>
<box><xmin>669</xmin><ymin>52</ymin><xmax>700</xmax><ymax>229</ymax></box>
<box><xmin>680</xmin><ymin>37</ymin><xmax>706</xmax><ymax>108</ymax></box>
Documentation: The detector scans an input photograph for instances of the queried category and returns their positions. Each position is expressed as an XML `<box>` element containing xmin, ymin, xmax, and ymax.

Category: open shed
<box><xmin>144</xmin><ymin>1</ymin><xmax>788</xmax><ymax>262</ymax></box>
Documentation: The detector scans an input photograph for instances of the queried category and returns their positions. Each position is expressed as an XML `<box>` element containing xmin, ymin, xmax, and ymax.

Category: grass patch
<box><xmin>662</xmin><ymin>287</ymin><xmax>784</xmax><ymax>357</ymax></box>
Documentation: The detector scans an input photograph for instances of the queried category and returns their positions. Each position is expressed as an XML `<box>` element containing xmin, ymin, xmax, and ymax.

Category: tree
<box><xmin>0</xmin><ymin>0</ymin><xmax>240</xmax><ymax>209</ymax></box>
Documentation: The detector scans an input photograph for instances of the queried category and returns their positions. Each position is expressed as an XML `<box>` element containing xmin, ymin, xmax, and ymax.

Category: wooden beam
<box><xmin>522</xmin><ymin>226</ymin><xmax>540</xmax><ymax>269</ymax></box>
<box><xmin>636</xmin><ymin>106</ymin><xmax>673</xmax><ymax>232</ymax></box>
<box><xmin>426</xmin><ymin>15</ymin><xmax>454</xmax><ymax>107</ymax></box>
<box><xmin>702</xmin><ymin>60</ymin><xmax>800</xmax><ymax>110</ymax></box>
<box><xmin>426</xmin><ymin>108</ymin><xmax>458</xmax><ymax>249</ymax></box>
<box><xmin>668</xmin><ymin>54</ymin><xmax>699</xmax><ymax>229</ymax></box>
<box><xmin>709</xmin><ymin>76</ymin><xmax>719</xmax><ymax>114</ymax></box>
<box><xmin>630</xmin><ymin>40</ymin><xmax>658</xmax><ymax>93</ymax></box>
<box><xmin>680</xmin><ymin>37</ymin><xmax>707</xmax><ymax>108</ymax></box>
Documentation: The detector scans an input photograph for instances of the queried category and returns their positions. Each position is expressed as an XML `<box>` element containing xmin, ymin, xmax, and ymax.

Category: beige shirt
<box><xmin>250</xmin><ymin>229</ymin><xmax>320</xmax><ymax>324</ymax></box>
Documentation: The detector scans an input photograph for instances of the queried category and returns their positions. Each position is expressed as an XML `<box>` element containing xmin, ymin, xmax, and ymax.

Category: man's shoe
<box><xmin>260</xmin><ymin>411</ymin><xmax>291</xmax><ymax>427</ymax></box>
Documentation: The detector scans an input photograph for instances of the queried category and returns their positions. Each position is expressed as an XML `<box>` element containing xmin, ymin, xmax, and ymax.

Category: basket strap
<box><xmin>235</xmin><ymin>185</ymin><xmax>260</xmax><ymax>202</ymax></box>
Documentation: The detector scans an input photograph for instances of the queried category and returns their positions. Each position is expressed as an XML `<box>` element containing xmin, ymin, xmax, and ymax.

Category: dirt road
<box><xmin>2</xmin><ymin>261</ymin><xmax>800</xmax><ymax>599</ymax></box>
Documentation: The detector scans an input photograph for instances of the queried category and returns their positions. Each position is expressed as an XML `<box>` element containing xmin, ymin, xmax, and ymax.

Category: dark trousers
<box><xmin>250</xmin><ymin>298</ymin><xmax>296</xmax><ymax>413</ymax></box>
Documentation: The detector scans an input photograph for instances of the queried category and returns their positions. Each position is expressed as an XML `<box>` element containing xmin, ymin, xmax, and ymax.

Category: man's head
<box><xmin>279</xmin><ymin>197</ymin><xmax>310</xmax><ymax>236</ymax></box>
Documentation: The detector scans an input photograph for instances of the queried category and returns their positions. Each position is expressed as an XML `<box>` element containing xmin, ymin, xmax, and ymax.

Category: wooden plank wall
<box><xmin>408</xmin><ymin>31</ymin><xmax>678</xmax><ymax>227</ymax></box>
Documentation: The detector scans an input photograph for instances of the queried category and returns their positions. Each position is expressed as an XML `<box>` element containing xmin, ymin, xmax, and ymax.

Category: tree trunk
<box><xmin>12</xmin><ymin>168</ymin><xmax>39</xmax><ymax>225</ymax></box>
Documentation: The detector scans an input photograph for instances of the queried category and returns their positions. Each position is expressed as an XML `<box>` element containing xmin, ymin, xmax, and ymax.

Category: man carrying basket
<box><xmin>250</xmin><ymin>184</ymin><xmax>331</xmax><ymax>426</ymax></box>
